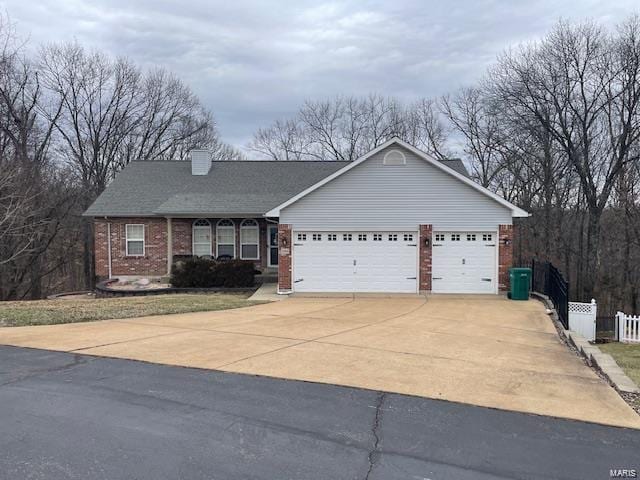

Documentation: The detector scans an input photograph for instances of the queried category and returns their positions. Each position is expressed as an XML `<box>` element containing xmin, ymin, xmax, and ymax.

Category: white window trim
<box><xmin>192</xmin><ymin>219</ymin><xmax>212</xmax><ymax>257</ymax></box>
<box><xmin>240</xmin><ymin>219</ymin><xmax>260</xmax><ymax>260</ymax></box>
<box><xmin>216</xmin><ymin>219</ymin><xmax>236</xmax><ymax>258</ymax></box>
<box><xmin>125</xmin><ymin>224</ymin><xmax>145</xmax><ymax>257</ymax></box>
<box><xmin>383</xmin><ymin>149</ymin><xmax>406</xmax><ymax>165</ymax></box>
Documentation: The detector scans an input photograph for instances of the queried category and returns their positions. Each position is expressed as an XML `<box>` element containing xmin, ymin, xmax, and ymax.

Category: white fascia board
<box><xmin>264</xmin><ymin>137</ymin><xmax>530</xmax><ymax>218</ymax></box>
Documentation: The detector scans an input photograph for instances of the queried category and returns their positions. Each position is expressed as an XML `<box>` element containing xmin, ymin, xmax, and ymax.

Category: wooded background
<box><xmin>1</xmin><ymin>14</ymin><xmax>639</xmax><ymax>316</ymax></box>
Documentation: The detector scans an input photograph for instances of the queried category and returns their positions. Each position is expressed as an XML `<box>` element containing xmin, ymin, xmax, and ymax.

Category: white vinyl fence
<box><xmin>616</xmin><ymin>312</ymin><xmax>640</xmax><ymax>343</ymax></box>
<box><xmin>568</xmin><ymin>299</ymin><xmax>597</xmax><ymax>341</ymax></box>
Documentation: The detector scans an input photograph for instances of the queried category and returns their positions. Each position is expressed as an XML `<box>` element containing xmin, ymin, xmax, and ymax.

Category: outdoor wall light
<box><xmin>504</xmin><ymin>237</ymin><xmax>511</xmax><ymax>246</ymax></box>
<box><xmin>280</xmin><ymin>234</ymin><xmax>288</xmax><ymax>248</ymax></box>
<box><xmin>424</xmin><ymin>238</ymin><xmax>430</xmax><ymax>247</ymax></box>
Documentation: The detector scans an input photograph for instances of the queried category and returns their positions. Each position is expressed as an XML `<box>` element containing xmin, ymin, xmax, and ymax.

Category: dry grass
<box><xmin>599</xmin><ymin>342</ymin><xmax>640</xmax><ymax>386</ymax></box>
<box><xmin>0</xmin><ymin>294</ymin><xmax>264</xmax><ymax>327</ymax></box>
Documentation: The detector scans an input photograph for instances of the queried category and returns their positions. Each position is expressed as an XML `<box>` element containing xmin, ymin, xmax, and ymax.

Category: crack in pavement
<box><xmin>365</xmin><ymin>391</ymin><xmax>385</xmax><ymax>480</ymax></box>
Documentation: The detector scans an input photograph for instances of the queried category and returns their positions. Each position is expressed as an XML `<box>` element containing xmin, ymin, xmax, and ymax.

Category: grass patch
<box><xmin>599</xmin><ymin>342</ymin><xmax>640</xmax><ymax>386</ymax></box>
<box><xmin>0</xmin><ymin>293</ymin><xmax>264</xmax><ymax>327</ymax></box>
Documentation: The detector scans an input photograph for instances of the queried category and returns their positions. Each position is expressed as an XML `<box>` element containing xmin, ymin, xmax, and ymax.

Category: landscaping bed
<box><xmin>0</xmin><ymin>293</ymin><xmax>263</xmax><ymax>327</ymax></box>
<box><xmin>96</xmin><ymin>279</ymin><xmax>258</xmax><ymax>298</ymax></box>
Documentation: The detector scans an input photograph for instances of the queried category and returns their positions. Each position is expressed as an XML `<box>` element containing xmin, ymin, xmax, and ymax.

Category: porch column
<box><xmin>166</xmin><ymin>217</ymin><xmax>173</xmax><ymax>276</ymax></box>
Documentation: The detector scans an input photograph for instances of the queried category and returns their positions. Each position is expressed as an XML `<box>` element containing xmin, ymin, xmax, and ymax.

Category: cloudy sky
<box><xmin>2</xmin><ymin>0</ymin><xmax>638</xmax><ymax>148</ymax></box>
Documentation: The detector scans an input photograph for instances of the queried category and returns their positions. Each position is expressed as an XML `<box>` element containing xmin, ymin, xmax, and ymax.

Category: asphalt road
<box><xmin>0</xmin><ymin>345</ymin><xmax>638</xmax><ymax>480</ymax></box>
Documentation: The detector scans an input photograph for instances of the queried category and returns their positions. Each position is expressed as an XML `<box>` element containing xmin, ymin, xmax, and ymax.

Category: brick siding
<box><xmin>94</xmin><ymin>217</ymin><xmax>272</xmax><ymax>280</ymax></box>
<box><xmin>419</xmin><ymin>224</ymin><xmax>433</xmax><ymax>292</ymax></box>
<box><xmin>277</xmin><ymin>224</ymin><xmax>292</xmax><ymax>292</ymax></box>
<box><xmin>94</xmin><ymin>217</ymin><xmax>168</xmax><ymax>278</ymax></box>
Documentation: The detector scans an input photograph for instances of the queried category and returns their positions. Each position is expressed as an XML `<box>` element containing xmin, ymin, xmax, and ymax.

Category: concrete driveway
<box><xmin>1</xmin><ymin>295</ymin><xmax>638</xmax><ymax>428</ymax></box>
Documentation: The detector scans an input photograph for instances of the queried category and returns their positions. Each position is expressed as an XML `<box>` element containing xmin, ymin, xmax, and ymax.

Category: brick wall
<box><xmin>95</xmin><ymin>217</ymin><xmax>273</xmax><ymax>280</ymax></box>
<box><xmin>277</xmin><ymin>224</ymin><xmax>292</xmax><ymax>292</ymax></box>
<box><xmin>172</xmin><ymin>219</ymin><xmax>192</xmax><ymax>256</ymax></box>
<box><xmin>94</xmin><ymin>217</ymin><xmax>168</xmax><ymax>278</ymax></box>
<box><xmin>498</xmin><ymin>224</ymin><xmax>514</xmax><ymax>291</ymax></box>
<box><xmin>419</xmin><ymin>224</ymin><xmax>433</xmax><ymax>292</ymax></box>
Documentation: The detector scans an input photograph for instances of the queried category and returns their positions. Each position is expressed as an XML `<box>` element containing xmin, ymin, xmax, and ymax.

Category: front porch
<box><xmin>94</xmin><ymin>217</ymin><xmax>279</xmax><ymax>279</ymax></box>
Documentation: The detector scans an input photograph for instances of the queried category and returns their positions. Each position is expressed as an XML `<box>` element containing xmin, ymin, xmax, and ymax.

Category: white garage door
<box><xmin>293</xmin><ymin>232</ymin><xmax>418</xmax><ymax>293</ymax></box>
<box><xmin>432</xmin><ymin>232</ymin><xmax>497</xmax><ymax>294</ymax></box>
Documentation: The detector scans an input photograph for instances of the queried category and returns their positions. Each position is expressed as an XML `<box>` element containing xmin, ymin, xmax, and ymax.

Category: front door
<box><xmin>268</xmin><ymin>225</ymin><xmax>279</xmax><ymax>266</ymax></box>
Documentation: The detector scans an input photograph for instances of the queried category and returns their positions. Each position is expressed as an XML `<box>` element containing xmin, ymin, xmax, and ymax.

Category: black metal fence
<box><xmin>531</xmin><ymin>260</ymin><xmax>569</xmax><ymax>329</ymax></box>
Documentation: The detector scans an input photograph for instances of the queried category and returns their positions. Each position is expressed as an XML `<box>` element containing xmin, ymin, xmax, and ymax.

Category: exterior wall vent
<box><xmin>191</xmin><ymin>149</ymin><xmax>212</xmax><ymax>175</ymax></box>
<box><xmin>383</xmin><ymin>149</ymin><xmax>406</xmax><ymax>166</ymax></box>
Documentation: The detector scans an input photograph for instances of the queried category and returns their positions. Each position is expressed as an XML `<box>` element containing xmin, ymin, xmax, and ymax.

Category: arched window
<box><xmin>216</xmin><ymin>219</ymin><xmax>235</xmax><ymax>258</ymax></box>
<box><xmin>192</xmin><ymin>219</ymin><xmax>211</xmax><ymax>257</ymax></box>
<box><xmin>383</xmin><ymin>149</ymin><xmax>406</xmax><ymax>165</ymax></box>
<box><xmin>240</xmin><ymin>219</ymin><xmax>259</xmax><ymax>260</ymax></box>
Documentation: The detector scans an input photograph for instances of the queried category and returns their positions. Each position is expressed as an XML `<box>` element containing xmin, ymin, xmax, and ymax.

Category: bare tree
<box><xmin>440</xmin><ymin>88</ymin><xmax>507</xmax><ymax>188</ymax></box>
<box><xmin>0</xmin><ymin>15</ymin><xmax>76</xmax><ymax>300</ymax></box>
<box><xmin>38</xmin><ymin>42</ymin><xmax>239</xmax><ymax>288</ymax></box>
<box><xmin>248</xmin><ymin>94</ymin><xmax>449</xmax><ymax>161</ymax></box>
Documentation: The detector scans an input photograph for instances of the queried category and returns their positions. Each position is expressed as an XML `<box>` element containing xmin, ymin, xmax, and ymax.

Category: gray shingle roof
<box><xmin>84</xmin><ymin>158</ymin><xmax>470</xmax><ymax>217</ymax></box>
<box><xmin>439</xmin><ymin>159</ymin><xmax>469</xmax><ymax>177</ymax></box>
<box><xmin>84</xmin><ymin>161</ymin><xmax>350</xmax><ymax>217</ymax></box>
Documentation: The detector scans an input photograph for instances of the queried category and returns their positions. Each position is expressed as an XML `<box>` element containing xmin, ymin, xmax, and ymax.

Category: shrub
<box><xmin>171</xmin><ymin>257</ymin><xmax>255</xmax><ymax>288</ymax></box>
<box><xmin>215</xmin><ymin>260</ymin><xmax>256</xmax><ymax>287</ymax></box>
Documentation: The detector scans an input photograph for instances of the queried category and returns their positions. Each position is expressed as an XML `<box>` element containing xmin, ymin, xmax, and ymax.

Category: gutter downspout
<box><xmin>106</xmin><ymin>220</ymin><xmax>112</xmax><ymax>279</ymax></box>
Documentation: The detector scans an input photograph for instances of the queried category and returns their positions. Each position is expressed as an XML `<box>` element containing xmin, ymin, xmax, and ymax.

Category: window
<box><xmin>240</xmin><ymin>219</ymin><xmax>259</xmax><ymax>260</ymax></box>
<box><xmin>435</xmin><ymin>234</ymin><xmax>445</xmax><ymax>242</ymax></box>
<box><xmin>312</xmin><ymin>233</ymin><xmax>322</xmax><ymax>241</ymax></box>
<box><xmin>328</xmin><ymin>234</ymin><xmax>337</xmax><ymax>241</ymax></box>
<box><xmin>343</xmin><ymin>233</ymin><xmax>352</xmax><ymax>241</ymax></box>
<box><xmin>451</xmin><ymin>234</ymin><xmax>460</xmax><ymax>241</ymax></box>
<box><xmin>297</xmin><ymin>233</ymin><xmax>307</xmax><ymax>241</ymax></box>
<box><xmin>192</xmin><ymin>219</ymin><xmax>212</xmax><ymax>257</ymax></box>
<box><xmin>216</xmin><ymin>219</ymin><xmax>235</xmax><ymax>258</ymax></box>
<box><xmin>358</xmin><ymin>234</ymin><xmax>367</xmax><ymax>241</ymax></box>
<box><xmin>483</xmin><ymin>234</ymin><xmax>493</xmax><ymax>241</ymax></box>
<box><xmin>383</xmin><ymin>149</ymin><xmax>407</xmax><ymax>165</ymax></box>
<box><xmin>403</xmin><ymin>234</ymin><xmax>413</xmax><ymax>242</ymax></box>
<box><xmin>125</xmin><ymin>224</ymin><xmax>145</xmax><ymax>256</ymax></box>
<box><xmin>373</xmin><ymin>234</ymin><xmax>382</xmax><ymax>241</ymax></box>
<box><xmin>388</xmin><ymin>234</ymin><xmax>398</xmax><ymax>241</ymax></box>
<box><xmin>467</xmin><ymin>234</ymin><xmax>476</xmax><ymax>241</ymax></box>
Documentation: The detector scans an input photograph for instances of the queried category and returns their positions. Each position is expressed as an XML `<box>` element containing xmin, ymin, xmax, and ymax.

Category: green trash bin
<box><xmin>509</xmin><ymin>267</ymin><xmax>531</xmax><ymax>300</ymax></box>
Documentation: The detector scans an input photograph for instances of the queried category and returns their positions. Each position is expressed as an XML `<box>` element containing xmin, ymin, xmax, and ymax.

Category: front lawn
<box><xmin>599</xmin><ymin>342</ymin><xmax>640</xmax><ymax>386</ymax></box>
<box><xmin>0</xmin><ymin>293</ymin><xmax>264</xmax><ymax>327</ymax></box>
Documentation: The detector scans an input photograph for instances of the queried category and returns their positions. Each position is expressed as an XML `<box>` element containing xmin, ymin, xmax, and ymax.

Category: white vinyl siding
<box><xmin>125</xmin><ymin>224</ymin><xmax>144</xmax><ymax>256</ymax></box>
<box><xmin>280</xmin><ymin>145</ymin><xmax>512</xmax><ymax>231</ymax></box>
<box><xmin>240</xmin><ymin>219</ymin><xmax>259</xmax><ymax>260</ymax></box>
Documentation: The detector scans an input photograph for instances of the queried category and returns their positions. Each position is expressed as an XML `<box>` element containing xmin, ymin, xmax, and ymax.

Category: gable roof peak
<box><xmin>265</xmin><ymin>139</ymin><xmax>529</xmax><ymax>218</ymax></box>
